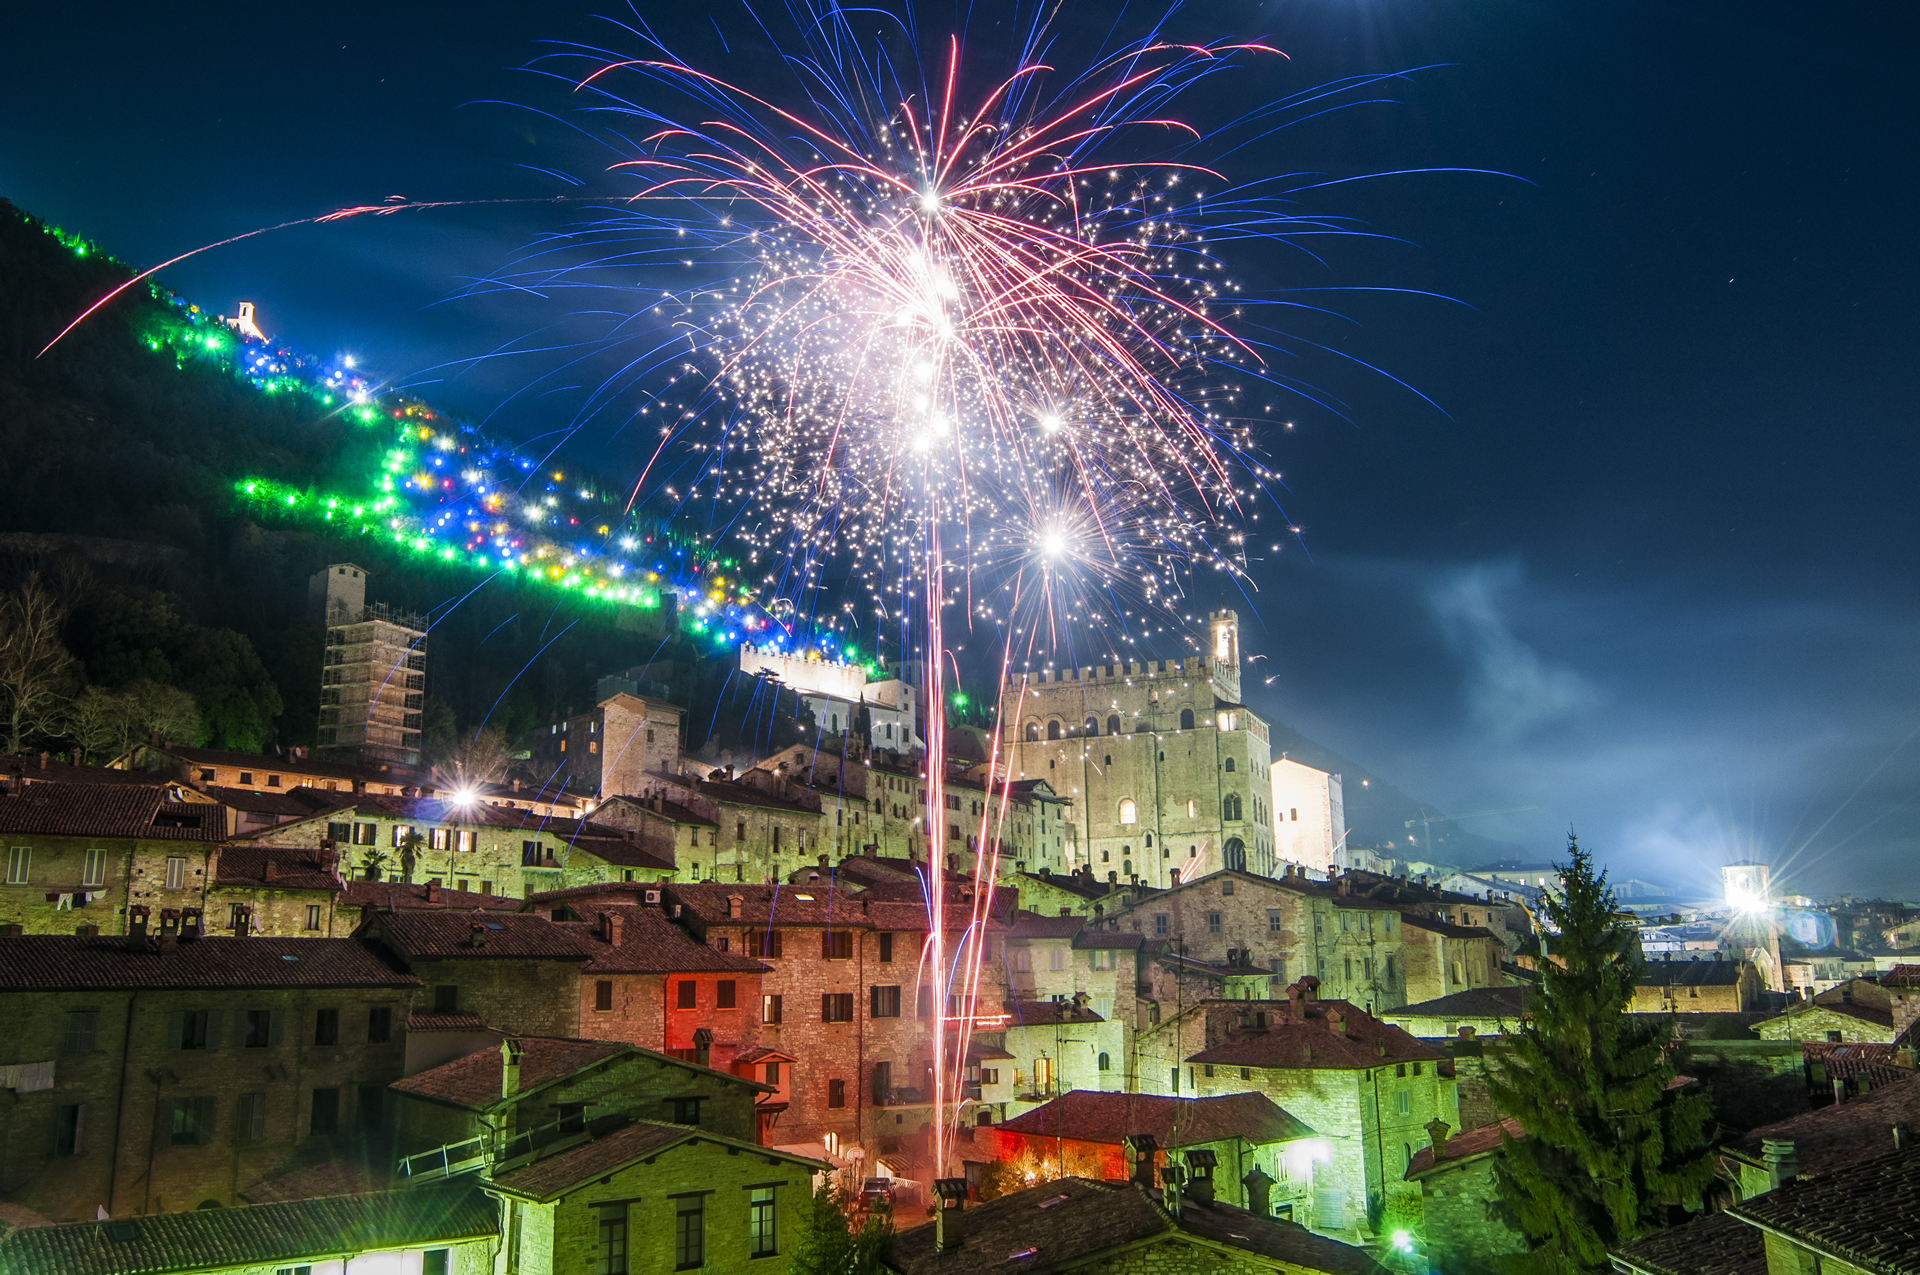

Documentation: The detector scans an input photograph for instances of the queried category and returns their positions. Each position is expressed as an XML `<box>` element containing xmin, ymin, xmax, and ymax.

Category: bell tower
<box><xmin>1208</xmin><ymin>609</ymin><xmax>1241</xmax><ymax>702</ymax></box>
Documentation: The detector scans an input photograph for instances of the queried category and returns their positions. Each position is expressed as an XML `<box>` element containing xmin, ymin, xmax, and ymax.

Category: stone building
<box><xmin>1271</xmin><ymin>757</ymin><xmax>1347</xmax><ymax>874</ymax></box>
<box><xmin>0</xmin><ymin>925</ymin><xmax>420</xmax><ymax>1220</ymax></box>
<box><xmin>739</xmin><ymin>643</ymin><xmax>922</xmax><ymax>755</ymax></box>
<box><xmin>1757</xmin><ymin>978</ymin><xmax>1899</xmax><ymax>1044</ymax></box>
<box><xmin>1135</xmin><ymin>979</ymin><xmax>1457</xmax><ymax>1238</ymax></box>
<box><xmin>312</xmin><ymin>564</ymin><xmax>428</xmax><ymax>768</ymax></box>
<box><xmin>1403</xmin><ymin>1117</ymin><xmax>1529</xmax><ymax>1272</ymax></box>
<box><xmin>1630</xmin><ymin>953</ymin><xmax>1763</xmax><ymax>1013</ymax></box>
<box><xmin>1380</xmin><ymin>986</ymin><xmax>1530</xmax><ymax>1040</ymax></box>
<box><xmin>0</xmin><ymin>782</ymin><xmax>225</xmax><ymax>935</ymax></box>
<box><xmin>530</xmin><ymin>692</ymin><xmax>686</xmax><ymax>802</ymax></box>
<box><xmin>644</xmin><ymin>770</ymin><xmax>830</xmax><ymax>884</ymax></box>
<box><xmin>998</xmin><ymin>610</ymin><xmax>1277</xmax><ymax>887</ymax></box>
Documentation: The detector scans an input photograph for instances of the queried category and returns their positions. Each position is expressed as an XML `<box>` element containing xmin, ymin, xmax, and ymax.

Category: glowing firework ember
<box><xmin>519</xmin><ymin>3</ymin><xmax>1315</xmax><ymax>1175</ymax></box>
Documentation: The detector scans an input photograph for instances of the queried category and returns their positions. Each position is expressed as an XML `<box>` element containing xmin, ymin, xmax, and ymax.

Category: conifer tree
<box><xmin>1486</xmin><ymin>834</ymin><xmax>1715</xmax><ymax>1274</ymax></box>
<box><xmin>785</xmin><ymin>1172</ymin><xmax>892</xmax><ymax>1275</ymax></box>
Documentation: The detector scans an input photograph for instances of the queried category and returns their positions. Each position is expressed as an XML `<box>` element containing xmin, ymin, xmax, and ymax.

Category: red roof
<box><xmin>1406</xmin><ymin>1118</ymin><xmax>1525</xmax><ymax>1177</ymax></box>
<box><xmin>995</xmin><ymin>1089</ymin><xmax>1316</xmax><ymax>1148</ymax></box>
<box><xmin>0</xmin><ymin>782</ymin><xmax>222</xmax><ymax>841</ymax></box>
<box><xmin>1006</xmin><ymin>1000</ymin><xmax>1106</xmax><ymax>1026</ymax></box>
<box><xmin>1882</xmin><ymin>964</ymin><xmax>1920</xmax><ymax>988</ymax></box>
<box><xmin>551</xmin><ymin>901</ymin><xmax>768</xmax><ymax>974</ymax></box>
<box><xmin>1008</xmin><ymin>911</ymin><xmax>1088</xmax><ymax>939</ymax></box>
<box><xmin>390</xmin><ymin>1037</ymin><xmax>629</xmax><ymax>1110</ymax></box>
<box><xmin>359</xmin><ymin>910</ymin><xmax>596</xmax><ymax>960</ymax></box>
<box><xmin>340</xmin><ymin>880</ymin><xmax>520</xmax><ymax>912</ymax></box>
<box><xmin>213</xmin><ymin>845</ymin><xmax>342</xmax><ymax>892</ymax></box>
<box><xmin>0</xmin><ymin>935</ymin><xmax>418</xmax><ymax>990</ymax></box>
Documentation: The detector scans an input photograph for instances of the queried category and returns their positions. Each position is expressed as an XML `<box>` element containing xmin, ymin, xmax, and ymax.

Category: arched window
<box><xmin>1098</xmin><ymin>1051</ymin><xmax>1111</xmax><ymax>1071</ymax></box>
<box><xmin>1085</xmin><ymin>716</ymin><xmax>1100</xmax><ymax>736</ymax></box>
<box><xmin>1179</xmin><ymin>708</ymin><xmax>1195</xmax><ymax>731</ymax></box>
<box><xmin>1101</xmin><ymin>849</ymin><xmax>1110</xmax><ymax>863</ymax></box>
<box><xmin>1107</xmin><ymin>715</ymin><xmax>1121</xmax><ymax>735</ymax></box>
<box><xmin>1223</xmin><ymin>838</ymin><xmax>1246</xmax><ymax>872</ymax></box>
<box><xmin>1123</xmin><ymin>859</ymin><xmax>1132</xmax><ymax>876</ymax></box>
<box><xmin>1047</xmin><ymin>719</ymin><xmax>1062</xmax><ymax>740</ymax></box>
<box><xmin>1222</xmin><ymin>795</ymin><xmax>1242</xmax><ymax>821</ymax></box>
<box><xmin>1224</xmin><ymin>757</ymin><xmax>1235</xmax><ymax>772</ymax></box>
<box><xmin>1118</xmin><ymin>799</ymin><xmax>1138</xmax><ymax>825</ymax></box>
<box><xmin>1025</xmin><ymin>722</ymin><xmax>1040</xmax><ymax>742</ymax></box>
<box><xmin>1144</xmin><ymin>833</ymin><xmax>1153</xmax><ymax>847</ymax></box>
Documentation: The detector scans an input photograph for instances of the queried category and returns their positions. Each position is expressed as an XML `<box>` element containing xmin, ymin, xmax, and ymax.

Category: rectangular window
<box><xmin>1208</xmin><ymin>912</ymin><xmax>1222</xmax><ymax>933</ymax></box>
<box><xmin>367</xmin><ymin>1006</ymin><xmax>391</xmax><ymax>1044</ymax></box>
<box><xmin>239</xmin><ymin>772</ymin><xmax>253</xmax><ymax>786</ymax></box>
<box><xmin>1154</xmin><ymin>914</ymin><xmax>1168</xmax><ymax>935</ymax></box>
<box><xmin>64</xmin><ymin>1010</ymin><xmax>98</xmax><ymax>1055</ymax></box>
<box><xmin>433</xmin><ymin>985</ymin><xmax>459</xmax><ymax>1014</ymax></box>
<box><xmin>762</xmin><ymin>994</ymin><xmax>783</xmax><ymax>1024</ymax></box>
<box><xmin>358</xmin><ymin>1084</ymin><xmax>384</xmax><ymax>1131</ymax></box>
<box><xmin>314</xmin><ymin>1008</ymin><xmax>339</xmax><ymax>1046</ymax></box>
<box><xmin>878</xmin><ymin>932</ymin><xmax>894</xmax><ymax>963</ymax></box>
<box><xmin>596</xmin><ymin>980</ymin><xmax>615</xmax><ymax>1012</ymax></box>
<box><xmin>677</xmin><ymin>980</ymin><xmax>698</xmax><ymax>1010</ymax></box>
<box><xmin>822</xmin><ymin>992</ymin><xmax>854</xmax><ymax>1022</ymax></box>
<box><xmin>81</xmin><ymin>849</ymin><xmax>107</xmax><ymax>888</ymax></box>
<box><xmin>751</xmin><ymin>930</ymin><xmax>783</xmax><ymax>959</ymax></box>
<box><xmin>169</xmin><ymin>1096</ymin><xmax>214</xmax><ymax>1146</ymax></box>
<box><xmin>1048</xmin><ymin>947</ymin><xmax>1066</xmax><ymax>972</ymax></box>
<box><xmin>872</xmin><ymin>1061</ymin><xmax>892</xmax><ymax>1100</ymax></box>
<box><xmin>598</xmin><ymin>1206</ymin><xmax>629</xmax><ymax>1275</ymax></box>
<box><xmin>1012</xmin><ymin>949</ymin><xmax>1031</xmax><ymax>973</ymax></box>
<box><xmin>429</xmin><ymin>828</ymin><xmax>449</xmax><ymax>851</ymax></box>
<box><xmin>173</xmin><ymin>1010</ymin><xmax>212</xmax><ymax>1051</ymax></box>
<box><xmin>456</xmin><ymin>830</ymin><xmax>475</xmax><ymax>853</ymax></box>
<box><xmin>522</xmin><ymin>841</ymin><xmax>544</xmax><ymax>865</ymax></box>
<box><xmin>827</xmin><ymin>1078</ymin><xmax>846</xmax><ymax>1108</ymax></box>
<box><xmin>870</xmin><ymin>985</ymin><xmax>901</xmax><ymax>1018</ymax></box>
<box><xmin>749</xmin><ymin>1187</ymin><xmax>777</xmax><ymax>1258</ymax></box>
<box><xmin>391</xmin><ymin>824</ymin><xmax>415</xmax><ymax>848</ymax></box>
<box><xmin>309</xmin><ymin>1088</ymin><xmax>339</xmax><ymax>1135</ymax></box>
<box><xmin>328</xmin><ymin>821</ymin><xmax>354</xmax><ymax>844</ymax></box>
<box><xmin>674</xmin><ymin>1198</ymin><xmax>705</xmax><ymax>1269</ymax></box>
<box><xmin>354</xmin><ymin>824</ymin><xmax>377</xmax><ymax>846</ymax></box>
<box><xmin>822</xmin><ymin>930</ymin><xmax>854</xmax><ymax>960</ymax></box>
<box><xmin>423</xmin><ymin>1251</ymin><xmax>450</xmax><ymax>1275</ymax></box>
<box><xmin>54</xmin><ymin>1103</ymin><xmax>85</xmax><ymax>1155</ymax></box>
<box><xmin>244</xmin><ymin>1009</ymin><xmax>273</xmax><ymax>1048</ymax></box>
<box><xmin>163</xmin><ymin>857</ymin><xmax>187</xmax><ymax>890</ymax></box>
<box><xmin>1268</xmin><ymin>910</ymin><xmax>1282</xmax><ymax>933</ymax></box>
<box><xmin>236</xmin><ymin>1092</ymin><xmax>267</xmax><ymax>1143</ymax></box>
<box><xmin>672</xmin><ymin>1097</ymin><xmax>703</xmax><ymax>1125</ymax></box>
<box><xmin>717</xmin><ymin>980</ymin><xmax>737</xmax><ymax>1009</ymax></box>
<box><xmin>304</xmin><ymin>904</ymin><xmax>323</xmax><ymax>931</ymax></box>
<box><xmin>1340</xmin><ymin>912</ymin><xmax>1352</xmax><ymax>932</ymax></box>
<box><xmin>1397</xmin><ymin>1089</ymin><xmax>1411</xmax><ymax>1116</ymax></box>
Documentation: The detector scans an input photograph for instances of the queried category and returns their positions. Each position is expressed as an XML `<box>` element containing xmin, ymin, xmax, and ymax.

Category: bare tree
<box><xmin>0</xmin><ymin>575</ymin><xmax>77</xmax><ymax>754</ymax></box>
<box><xmin>433</xmin><ymin>725</ymin><xmax>513</xmax><ymax>791</ymax></box>
<box><xmin>68</xmin><ymin>686</ymin><xmax>135</xmax><ymax>760</ymax></box>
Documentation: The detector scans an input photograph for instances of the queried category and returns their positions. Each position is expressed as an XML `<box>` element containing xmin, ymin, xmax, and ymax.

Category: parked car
<box><xmin>858</xmin><ymin>1178</ymin><xmax>895</xmax><ymax>1207</ymax></box>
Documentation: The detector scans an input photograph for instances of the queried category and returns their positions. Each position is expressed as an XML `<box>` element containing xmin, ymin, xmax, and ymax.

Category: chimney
<box><xmin>933</xmin><ymin>1179</ymin><xmax>968</xmax><ymax>1253</ymax></box>
<box><xmin>1326</xmin><ymin>1008</ymin><xmax>1346</xmax><ymax>1036</ymax></box>
<box><xmin>37</xmin><ymin>752</ymin><xmax>47</xmax><ymax>770</ymax></box>
<box><xmin>70</xmin><ymin>748</ymin><xmax>81</xmax><ymax>766</ymax></box>
<box><xmin>426</xmin><ymin>881</ymin><xmax>440</xmax><ymax>903</ymax></box>
<box><xmin>1762</xmin><ymin>1138</ymin><xmax>1797</xmax><ymax>1189</ymax></box>
<box><xmin>693</xmin><ymin>1026</ymin><xmax>713</xmax><ymax>1068</ymax></box>
<box><xmin>1160</xmin><ymin>1162</ymin><xmax>1185</xmax><ymax>1220</ymax></box>
<box><xmin>180</xmin><ymin>908</ymin><xmax>202</xmax><ymax>941</ymax></box>
<box><xmin>264</xmin><ymin>858</ymin><xmax>279</xmax><ymax>882</ymax></box>
<box><xmin>1240</xmin><ymin>1166</ymin><xmax>1275</xmax><ymax>1217</ymax></box>
<box><xmin>1425</xmin><ymin>1118</ymin><xmax>1452</xmax><ymax>1160</ymax></box>
<box><xmin>1123</xmin><ymin>1133</ymin><xmax>1158</xmax><ymax>1188</ymax></box>
<box><xmin>1458</xmin><ymin>1025</ymin><xmax>1477</xmax><ymax>1042</ymax></box>
<box><xmin>1184</xmin><ymin>1149</ymin><xmax>1217</xmax><ymax>1206</ymax></box>
<box><xmin>511</xmin><ymin>777</ymin><xmax>522</xmax><ymax>793</ymax></box>
<box><xmin>1895</xmin><ymin>1123</ymin><xmax>1910</xmax><ymax>1151</ymax></box>
<box><xmin>502</xmin><ymin>1039</ymin><xmax>524</xmax><ymax>1099</ymax></box>
<box><xmin>157</xmin><ymin>908</ymin><xmax>181</xmax><ymax>953</ymax></box>
<box><xmin>466</xmin><ymin>922</ymin><xmax>487</xmax><ymax>948</ymax></box>
<box><xmin>601</xmin><ymin>912</ymin><xmax>625</xmax><ymax>946</ymax></box>
<box><xmin>74</xmin><ymin>923</ymin><xmax>100</xmax><ymax>938</ymax></box>
<box><xmin>726</xmin><ymin>893</ymin><xmax>743</xmax><ymax>919</ymax></box>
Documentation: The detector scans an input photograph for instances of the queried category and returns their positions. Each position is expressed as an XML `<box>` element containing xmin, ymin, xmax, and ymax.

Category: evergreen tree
<box><xmin>785</xmin><ymin>1173</ymin><xmax>892</xmax><ymax>1275</ymax></box>
<box><xmin>1486</xmin><ymin>834</ymin><xmax>1715</xmax><ymax>1274</ymax></box>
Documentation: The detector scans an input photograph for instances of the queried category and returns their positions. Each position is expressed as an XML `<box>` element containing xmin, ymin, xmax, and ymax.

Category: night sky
<box><xmin>5</xmin><ymin>2</ymin><xmax>1917</xmax><ymax>899</ymax></box>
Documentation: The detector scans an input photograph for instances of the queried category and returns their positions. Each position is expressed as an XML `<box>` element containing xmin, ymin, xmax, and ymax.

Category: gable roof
<box><xmin>1006</xmin><ymin>1000</ymin><xmax>1107</xmax><ymax>1027</ymax></box>
<box><xmin>0</xmin><ymin>783</ymin><xmax>222</xmax><ymax>841</ymax></box>
<box><xmin>1184</xmin><ymin>996</ymin><xmax>1448</xmax><ymax>1071</ymax></box>
<box><xmin>340</xmin><ymin>880</ymin><xmax>520</xmax><ymax>913</ymax></box>
<box><xmin>550</xmin><ymin>900</ymin><xmax>768</xmax><ymax>974</ymax></box>
<box><xmin>1390</xmin><ymin>986</ymin><xmax>1531</xmax><ymax>1021</ymax></box>
<box><xmin>357</xmin><ymin>910</ymin><xmax>596</xmax><ymax>960</ymax></box>
<box><xmin>1638</xmin><ymin>958</ymin><xmax>1750</xmax><ymax>987</ymax></box>
<box><xmin>0</xmin><ymin>1183</ymin><xmax>492</xmax><ymax>1275</ymax></box>
<box><xmin>1723</xmin><ymin>1071</ymin><xmax>1920</xmax><ymax>1176</ymax></box>
<box><xmin>994</xmin><ymin>1089</ymin><xmax>1315</xmax><ymax>1147</ymax></box>
<box><xmin>884</xmin><ymin>1176</ymin><xmax>1383</xmax><ymax>1275</ymax></box>
<box><xmin>1727</xmin><ymin>1144</ymin><xmax>1920</xmax><ymax>1275</ymax></box>
<box><xmin>0</xmin><ymin>935</ymin><xmax>417</xmax><ymax>991</ymax></box>
<box><xmin>211</xmin><ymin>845</ymin><xmax>342</xmax><ymax>893</ymax></box>
<box><xmin>487</xmin><ymin>1119</ymin><xmax>822</xmax><ymax>1201</ymax></box>
<box><xmin>390</xmin><ymin>1037</ymin><xmax>629</xmax><ymax>1111</ymax></box>
<box><xmin>1612</xmin><ymin>1208</ymin><xmax>1768</xmax><ymax>1275</ymax></box>
<box><xmin>1007</xmin><ymin>911</ymin><xmax>1088</xmax><ymax>939</ymax></box>
<box><xmin>1405</xmin><ymin>1118</ymin><xmax>1525</xmax><ymax>1178</ymax></box>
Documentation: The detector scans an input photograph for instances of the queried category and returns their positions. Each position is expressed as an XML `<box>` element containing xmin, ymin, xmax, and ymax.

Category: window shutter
<box><xmin>269</xmin><ymin>1009</ymin><xmax>284</xmax><ymax>1046</ymax></box>
<box><xmin>154</xmin><ymin>1100</ymin><xmax>176</xmax><ymax>1147</ymax></box>
<box><xmin>249</xmin><ymin>1095</ymin><xmax>266</xmax><ymax>1142</ymax></box>
<box><xmin>73</xmin><ymin>1104</ymin><xmax>86</xmax><ymax>1155</ymax></box>
<box><xmin>204</xmin><ymin>1011</ymin><xmax>222</xmax><ymax>1052</ymax></box>
<box><xmin>167</xmin><ymin>1012</ymin><xmax>184</xmax><ymax>1051</ymax></box>
<box><xmin>822</xmin><ymin>932</ymin><xmax>831</xmax><ymax>960</ymax></box>
<box><xmin>195</xmin><ymin>1096</ymin><xmax>218</xmax><ymax>1145</ymax></box>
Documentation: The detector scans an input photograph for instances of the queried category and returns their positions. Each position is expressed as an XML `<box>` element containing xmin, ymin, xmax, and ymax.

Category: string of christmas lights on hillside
<box><xmin>38</xmin><ymin>214</ymin><xmax>861</xmax><ymax>660</ymax></box>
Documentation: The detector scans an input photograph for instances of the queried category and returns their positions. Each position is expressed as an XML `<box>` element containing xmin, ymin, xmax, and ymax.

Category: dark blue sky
<box><xmin>5</xmin><ymin>1</ymin><xmax>1917</xmax><ymax>898</ymax></box>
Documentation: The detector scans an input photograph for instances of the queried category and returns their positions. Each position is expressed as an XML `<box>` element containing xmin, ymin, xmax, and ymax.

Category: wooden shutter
<box><xmin>194</xmin><ymin>1096</ymin><xmax>217</xmax><ymax>1145</ymax></box>
<box><xmin>72</xmin><ymin>1104</ymin><xmax>86</xmax><ymax>1155</ymax></box>
<box><xmin>166</xmin><ymin>1011</ymin><xmax>184</xmax><ymax>1051</ymax></box>
<box><xmin>269</xmin><ymin>1008</ymin><xmax>285</xmax><ymax>1047</ymax></box>
<box><xmin>204</xmin><ymin>1011</ymin><xmax>222</xmax><ymax>1051</ymax></box>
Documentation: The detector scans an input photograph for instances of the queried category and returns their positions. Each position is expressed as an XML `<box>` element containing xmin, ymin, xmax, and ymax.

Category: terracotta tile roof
<box><xmin>1074</xmin><ymin>931</ymin><xmax>1146</xmax><ymax>951</ymax></box>
<box><xmin>488</xmin><ymin>1119</ymin><xmax>823</xmax><ymax>1201</ymax></box>
<box><xmin>208</xmin><ymin>785</ymin><xmax>352</xmax><ymax>817</ymax></box>
<box><xmin>1186</xmin><ymin>996</ymin><xmax>1448</xmax><ymax>1071</ymax></box>
<box><xmin>0</xmin><ymin>1182</ymin><xmax>493</xmax><ymax>1275</ymax></box>
<box><xmin>158</xmin><ymin>744</ymin><xmax>423</xmax><ymax>784</ymax></box>
<box><xmin>560</xmin><ymin>836</ymin><xmax>677</xmax><ymax>873</ymax></box>
<box><xmin>601</xmin><ymin>795</ymin><xmax>714</xmax><ymax>827</ymax></box>
<box><xmin>357</xmin><ymin>910</ymin><xmax>596</xmax><ymax>960</ymax></box>
<box><xmin>551</xmin><ymin>903</ymin><xmax>767</xmax><ymax>974</ymax></box>
<box><xmin>1612</xmin><ymin>1208</ymin><xmax>1768</xmax><ymax>1275</ymax></box>
<box><xmin>1391</xmin><ymin>986</ymin><xmax>1530</xmax><ymax>1021</ymax></box>
<box><xmin>238</xmin><ymin>1157</ymin><xmax>386</xmax><ymax>1204</ymax></box>
<box><xmin>1802</xmin><ymin>1040</ymin><xmax>1914</xmax><ymax>1088</ymax></box>
<box><xmin>887</xmin><ymin>1177</ymin><xmax>1385</xmax><ymax>1275</ymax></box>
<box><xmin>1881</xmin><ymin>964</ymin><xmax>1920</xmax><ymax>988</ymax></box>
<box><xmin>391</xmin><ymin>1037</ymin><xmax>629</xmax><ymax>1111</ymax></box>
<box><xmin>212</xmin><ymin>845</ymin><xmax>342</xmax><ymax>892</ymax></box>
<box><xmin>1008</xmin><ymin>911</ymin><xmax>1087</xmax><ymax>939</ymax></box>
<box><xmin>0</xmin><ymin>935</ymin><xmax>418</xmax><ymax>990</ymax></box>
<box><xmin>1399</xmin><ymin>914</ymin><xmax>1498</xmax><ymax>940</ymax></box>
<box><xmin>667</xmin><ymin>881</ymin><xmax>867</xmax><ymax>927</ymax></box>
<box><xmin>340</xmin><ymin>881</ymin><xmax>520</xmax><ymax>912</ymax></box>
<box><xmin>2</xmin><ymin>753</ymin><xmax>158</xmax><ymax>787</ymax></box>
<box><xmin>1725</xmin><ymin>1071</ymin><xmax>1920</xmax><ymax>1177</ymax></box>
<box><xmin>995</xmin><ymin>1089</ymin><xmax>1316</xmax><ymax>1148</ymax></box>
<box><xmin>0</xmin><ymin>783</ymin><xmax>222</xmax><ymax>841</ymax></box>
<box><xmin>1728</xmin><ymin>1145</ymin><xmax>1920</xmax><ymax>1274</ymax></box>
<box><xmin>408</xmin><ymin>1011</ymin><xmax>491</xmax><ymax>1032</ymax></box>
<box><xmin>1006</xmin><ymin>1000</ymin><xmax>1107</xmax><ymax>1027</ymax></box>
<box><xmin>682</xmin><ymin>775</ymin><xmax>823</xmax><ymax>815</ymax></box>
<box><xmin>1406</xmin><ymin>1117</ymin><xmax>1525</xmax><ymax>1177</ymax></box>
